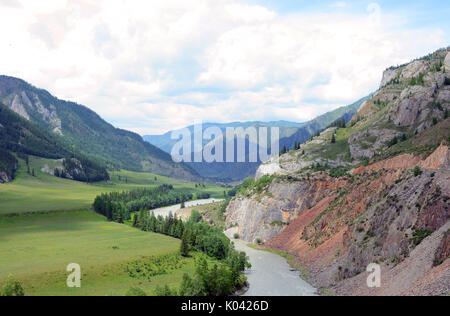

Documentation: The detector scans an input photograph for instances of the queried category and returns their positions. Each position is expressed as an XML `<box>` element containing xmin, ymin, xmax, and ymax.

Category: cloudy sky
<box><xmin>0</xmin><ymin>0</ymin><xmax>448</xmax><ymax>135</ymax></box>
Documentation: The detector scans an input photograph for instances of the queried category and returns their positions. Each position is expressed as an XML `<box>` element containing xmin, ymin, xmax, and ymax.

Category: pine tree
<box><xmin>180</xmin><ymin>231</ymin><xmax>190</xmax><ymax>257</ymax></box>
<box><xmin>331</xmin><ymin>134</ymin><xmax>336</xmax><ymax>144</ymax></box>
<box><xmin>132</xmin><ymin>213</ymin><xmax>138</xmax><ymax>227</ymax></box>
<box><xmin>138</xmin><ymin>209</ymin><xmax>145</xmax><ymax>228</ymax></box>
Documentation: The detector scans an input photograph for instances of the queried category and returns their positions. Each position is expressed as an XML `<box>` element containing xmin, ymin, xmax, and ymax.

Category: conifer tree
<box><xmin>180</xmin><ymin>231</ymin><xmax>190</xmax><ymax>257</ymax></box>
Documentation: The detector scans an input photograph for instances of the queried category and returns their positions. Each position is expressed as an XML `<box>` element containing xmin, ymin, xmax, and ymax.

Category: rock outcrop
<box><xmin>1</xmin><ymin>91</ymin><xmax>63</xmax><ymax>135</ymax></box>
<box><xmin>445</xmin><ymin>52</ymin><xmax>450</xmax><ymax>72</ymax></box>
<box><xmin>227</xmin><ymin>48</ymin><xmax>450</xmax><ymax>296</ymax></box>
<box><xmin>380</xmin><ymin>68</ymin><xmax>398</xmax><ymax>87</ymax></box>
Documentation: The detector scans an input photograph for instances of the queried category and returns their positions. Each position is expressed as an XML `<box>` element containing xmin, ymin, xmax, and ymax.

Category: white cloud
<box><xmin>331</xmin><ymin>2</ymin><xmax>347</xmax><ymax>8</ymax></box>
<box><xmin>0</xmin><ymin>0</ymin><xmax>447</xmax><ymax>135</ymax></box>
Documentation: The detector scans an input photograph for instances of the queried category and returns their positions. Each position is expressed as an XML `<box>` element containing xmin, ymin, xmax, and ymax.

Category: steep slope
<box><xmin>278</xmin><ymin>95</ymin><xmax>371</xmax><ymax>151</ymax></box>
<box><xmin>144</xmin><ymin>99</ymin><xmax>368</xmax><ymax>182</ymax></box>
<box><xmin>0</xmin><ymin>76</ymin><xmax>200</xmax><ymax>181</ymax></box>
<box><xmin>226</xmin><ymin>48</ymin><xmax>450</xmax><ymax>296</ymax></box>
<box><xmin>0</xmin><ymin>103</ymin><xmax>108</xmax><ymax>183</ymax></box>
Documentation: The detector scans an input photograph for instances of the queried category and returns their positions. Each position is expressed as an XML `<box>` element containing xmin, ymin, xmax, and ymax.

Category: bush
<box><xmin>413</xmin><ymin>166</ymin><xmax>423</xmax><ymax>177</ymax></box>
<box><xmin>255</xmin><ymin>238</ymin><xmax>263</xmax><ymax>245</ymax></box>
<box><xmin>154</xmin><ymin>285</ymin><xmax>178</xmax><ymax>296</ymax></box>
<box><xmin>410</xmin><ymin>229</ymin><xmax>433</xmax><ymax>246</ymax></box>
<box><xmin>233</xmin><ymin>233</ymin><xmax>240</xmax><ymax>239</ymax></box>
<box><xmin>125</xmin><ymin>287</ymin><xmax>147</xmax><ymax>296</ymax></box>
<box><xmin>1</xmin><ymin>276</ymin><xmax>24</xmax><ymax>296</ymax></box>
<box><xmin>190</xmin><ymin>210</ymin><xmax>203</xmax><ymax>223</ymax></box>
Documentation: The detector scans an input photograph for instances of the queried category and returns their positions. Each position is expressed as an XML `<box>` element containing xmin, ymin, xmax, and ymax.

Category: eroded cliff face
<box><xmin>0</xmin><ymin>88</ymin><xmax>63</xmax><ymax>135</ymax></box>
<box><xmin>227</xmin><ymin>144</ymin><xmax>449</xmax><ymax>295</ymax></box>
<box><xmin>226</xmin><ymin>48</ymin><xmax>450</xmax><ymax>296</ymax></box>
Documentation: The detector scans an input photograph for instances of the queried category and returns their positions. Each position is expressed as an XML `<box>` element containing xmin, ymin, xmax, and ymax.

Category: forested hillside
<box><xmin>0</xmin><ymin>76</ymin><xmax>200</xmax><ymax>181</ymax></box>
<box><xmin>0</xmin><ymin>103</ymin><xmax>108</xmax><ymax>183</ymax></box>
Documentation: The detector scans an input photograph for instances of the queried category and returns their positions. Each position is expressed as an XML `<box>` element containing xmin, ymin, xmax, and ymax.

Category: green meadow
<box><xmin>0</xmin><ymin>157</ymin><xmax>227</xmax><ymax>295</ymax></box>
<box><xmin>0</xmin><ymin>156</ymin><xmax>225</xmax><ymax>215</ymax></box>
<box><xmin>0</xmin><ymin>210</ymin><xmax>203</xmax><ymax>296</ymax></box>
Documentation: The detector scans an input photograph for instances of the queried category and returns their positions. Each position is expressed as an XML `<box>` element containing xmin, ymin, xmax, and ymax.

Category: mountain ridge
<box><xmin>225</xmin><ymin>47</ymin><xmax>450</xmax><ymax>296</ymax></box>
<box><xmin>0</xmin><ymin>75</ymin><xmax>201</xmax><ymax>182</ymax></box>
<box><xmin>144</xmin><ymin>97</ymin><xmax>369</xmax><ymax>181</ymax></box>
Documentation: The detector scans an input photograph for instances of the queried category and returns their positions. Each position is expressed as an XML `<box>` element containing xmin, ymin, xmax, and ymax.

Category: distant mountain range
<box><xmin>144</xmin><ymin>96</ymin><xmax>370</xmax><ymax>181</ymax></box>
<box><xmin>0</xmin><ymin>76</ymin><xmax>201</xmax><ymax>182</ymax></box>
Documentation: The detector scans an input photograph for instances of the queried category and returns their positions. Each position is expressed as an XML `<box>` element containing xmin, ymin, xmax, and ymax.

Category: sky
<box><xmin>0</xmin><ymin>0</ymin><xmax>448</xmax><ymax>135</ymax></box>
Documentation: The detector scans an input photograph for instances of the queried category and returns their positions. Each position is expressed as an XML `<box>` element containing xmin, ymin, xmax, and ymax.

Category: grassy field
<box><xmin>0</xmin><ymin>157</ymin><xmax>228</xmax><ymax>295</ymax></box>
<box><xmin>0</xmin><ymin>156</ymin><xmax>226</xmax><ymax>215</ymax></box>
<box><xmin>0</xmin><ymin>210</ymin><xmax>206</xmax><ymax>296</ymax></box>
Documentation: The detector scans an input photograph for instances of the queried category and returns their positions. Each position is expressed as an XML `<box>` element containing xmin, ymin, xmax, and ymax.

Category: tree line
<box><xmin>93</xmin><ymin>185</ymin><xmax>195</xmax><ymax>222</ymax></box>
<box><xmin>133</xmin><ymin>209</ymin><xmax>251</xmax><ymax>296</ymax></box>
<box><xmin>93</xmin><ymin>185</ymin><xmax>249</xmax><ymax>296</ymax></box>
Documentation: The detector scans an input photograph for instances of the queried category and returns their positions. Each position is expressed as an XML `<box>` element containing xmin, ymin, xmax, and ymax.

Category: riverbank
<box><xmin>150</xmin><ymin>198</ymin><xmax>224</xmax><ymax>218</ymax></box>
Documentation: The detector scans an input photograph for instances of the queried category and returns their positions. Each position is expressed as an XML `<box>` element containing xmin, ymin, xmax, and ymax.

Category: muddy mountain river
<box><xmin>226</xmin><ymin>229</ymin><xmax>317</xmax><ymax>296</ymax></box>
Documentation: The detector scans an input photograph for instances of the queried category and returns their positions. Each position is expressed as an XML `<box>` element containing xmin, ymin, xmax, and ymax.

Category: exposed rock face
<box><xmin>349</xmin><ymin>129</ymin><xmax>402</xmax><ymax>159</ymax></box>
<box><xmin>10</xmin><ymin>93</ymin><xmax>30</xmax><ymax>120</ymax></box>
<box><xmin>263</xmin><ymin>149</ymin><xmax>449</xmax><ymax>295</ymax></box>
<box><xmin>445</xmin><ymin>52</ymin><xmax>450</xmax><ymax>72</ymax></box>
<box><xmin>391</xmin><ymin>86</ymin><xmax>435</xmax><ymax>127</ymax></box>
<box><xmin>0</xmin><ymin>89</ymin><xmax>62</xmax><ymax>135</ymax></box>
<box><xmin>402</xmin><ymin>60</ymin><xmax>428</xmax><ymax>79</ymax></box>
<box><xmin>434</xmin><ymin>231</ymin><xmax>450</xmax><ymax>267</ymax></box>
<box><xmin>255</xmin><ymin>159</ymin><xmax>283</xmax><ymax>180</ymax></box>
<box><xmin>380</xmin><ymin>68</ymin><xmax>398</xmax><ymax>87</ymax></box>
<box><xmin>421</xmin><ymin>143</ymin><xmax>449</xmax><ymax>169</ymax></box>
<box><xmin>227</xmin><ymin>48</ymin><xmax>450</xmax><ymax>296</ymax></box>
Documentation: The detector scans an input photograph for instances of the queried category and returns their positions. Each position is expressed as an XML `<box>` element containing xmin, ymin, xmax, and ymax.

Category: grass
<box><xmin>0</xmin><ymin>209</ymin><xmax>206</xmax><ymax>296</ymax></box>
<box><xmin>0</xmin><ymin>156</ymin><xmax>225</xmax><ymax>215</ymax></box>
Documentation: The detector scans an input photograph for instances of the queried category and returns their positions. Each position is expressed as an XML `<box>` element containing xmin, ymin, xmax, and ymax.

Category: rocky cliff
<box><xmin>226</xmin><ymin>48</ymin><xmax>450</xmax><ymax>296</ymax></box>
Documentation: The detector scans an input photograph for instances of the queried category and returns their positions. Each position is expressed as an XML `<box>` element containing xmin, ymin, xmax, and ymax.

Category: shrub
<box><xmin>410</xmin><ymin>229</ymin><xmax>433</xmax><ymax>246</ymax></box>
<box><xmin>233</xmin><ymin>233</ymin><xmax>240</xmax><ymax>239</ymax></box>
<box><xmin>125</xmin><ymin>287</ymin><xmax>147</xmax><ymax>296</ymax></box>
<box><xmin>1</xmin><ymin>276</ymin><xmax>24</xmax><ymax>296</ymax></box>
<box><xmin>190</xmin><ymin>210</ymin><xmax>202</xmax><ymax>223</ymax></box>
<box><xmin>154</xmin><ymin>285</ymin><xmax>178</xmax><ymax>296</ymax></box>
<box><xmin>255</xmin><ymin>238</ymin><xmax>263</xmax><ymax>245</ymax></box>
<box><xmin>413</xmin><ymin>166</ymin><xmax>422</xmax><ymax>177</ymax></box>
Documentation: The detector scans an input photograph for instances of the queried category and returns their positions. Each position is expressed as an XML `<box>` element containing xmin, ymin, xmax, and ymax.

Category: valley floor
<box><xmin>0</xmin><ymin>156</ymin><xmax>225</xmax><ymax>215</ymax></box>
<box><xmin>0</xmin><ymin>157</ymin><xmax>227</xmax><ymax>295</ymax></box>
<box><xmin>0</xmin><ymin>210</ymin><xmax>201</xmax><ymax>296</ymax></box>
